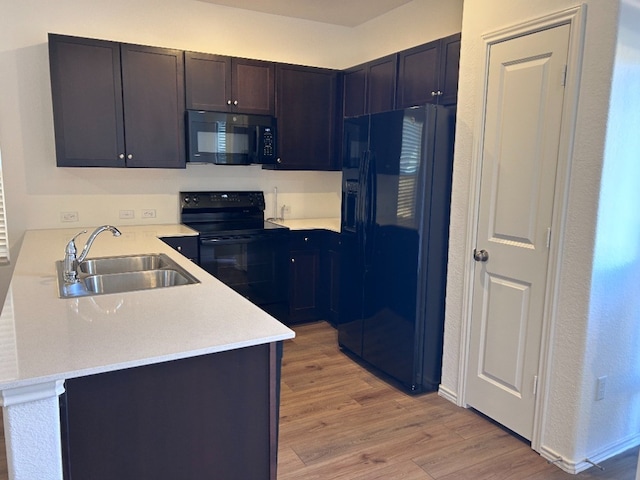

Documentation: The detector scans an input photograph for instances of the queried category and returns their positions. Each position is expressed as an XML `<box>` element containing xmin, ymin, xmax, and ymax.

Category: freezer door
<box><xmin>338</xmin><ymin>115</ymin><xmax>369</xmax><ymax>355</ymax></box>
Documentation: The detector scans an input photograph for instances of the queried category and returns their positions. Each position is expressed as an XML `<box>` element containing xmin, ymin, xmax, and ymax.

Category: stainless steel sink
<box><xmin>78</xmin><ymin>254</ymin><xmax>171</xmax><ymax>275</ymax></box>
<box><xmin>56</xmin><ymin>253</ymin><xmax>199</xmax><ymax>298</ymax></box>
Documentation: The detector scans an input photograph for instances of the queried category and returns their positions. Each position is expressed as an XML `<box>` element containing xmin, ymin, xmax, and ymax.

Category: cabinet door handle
<box><xmin>127</xmin><ymin>154</ymin><xmax>133</xmax><ymax>160</ymax></box>
<box><xmin>233</xmin><ymin>100</ymin><xmax>238</xmax><ymax>106</ymax></box>
<box><xmin>227</xmin><ymin>100</ymin><xmax>232</xmax><ymax>105</ymax></box>
<box><xmin>291</xmin><ymin>258</ymin><xmax>295</xmax><ymax>263</ymax></box>
<box><xmin>119</xmin><ymin>154</ymin><xmax>125</xmax><ymax>159</ymax></box>
<box><xmin>431</xmin><ymin>90</ymin><xmax>443</xmax><ymax>97</ymax></box>
<box><xmin>176</xmin><ymin>246</ymin><xmax>182</xmax><ymax>252</ymax></box>
<box><xmin>276</xmin><ymin>158</ymin><xmax>282</xmax><ymax>164</ymax></box>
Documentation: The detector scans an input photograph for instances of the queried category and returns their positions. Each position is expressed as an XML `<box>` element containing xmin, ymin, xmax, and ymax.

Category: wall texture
<box><xmin>441</xmin><ymin>0</ymin><xmax>640</xmax><ymax>472</ymax></box>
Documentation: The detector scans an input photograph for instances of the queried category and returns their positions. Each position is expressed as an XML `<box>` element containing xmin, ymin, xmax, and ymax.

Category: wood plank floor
<box><xmin>0</xmin><ymin>320</ymin><xmax>636</xmax><ymax>479</ymax></box>
<box><xmin>277</xmin><ymin>321</ymin><xmax>638</xmax><ymax>480</ymax></box>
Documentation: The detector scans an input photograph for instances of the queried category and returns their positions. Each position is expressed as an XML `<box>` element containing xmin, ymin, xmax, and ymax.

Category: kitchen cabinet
<box><xmin>343</xmin><ymin>54</ymin><xmax>397</xmax><ymax>117</ymax></box>
<box><xmin>397</xmin><ymin>32</ymin><xmax>461</xmax><ymax>108</ymax></box>
<box><xmin>288</xmin><ymin>230</ymin><xmax>323</xmax><ymax>323</ymax></box>
<box><xmin>160</xmin><ymin>235</ymin><xmax>199</xmax><ymax>263</ymax></box>
<box><xmin>60</xmin><ymin>343</ymin><xmax>282</xmax><ymax>480</ymax></box>
<box><xmin>272</xmin><ymin>64</ymin><xmax>341</xmax><ymax>171</ymax></box>
<box><xmin>49</xmin><ymin>34</ymin><xmax>185</xmax><ymax>168</ymax></box>
<box><xmin>185</xmin><ymin>52</ymin><xmax>275</xmax><ymax>115</ymax></box>
<box><xmin>438</xmin><ymin>32</ymin><xmax>462</xmax><ymax>105</ymax></box>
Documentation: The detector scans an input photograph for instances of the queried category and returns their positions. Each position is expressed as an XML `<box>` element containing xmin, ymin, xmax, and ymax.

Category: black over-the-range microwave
<box><xmin>186</xmin><ymin>110</ymin><xmax>277</xmax><ymax>165</ymax></box>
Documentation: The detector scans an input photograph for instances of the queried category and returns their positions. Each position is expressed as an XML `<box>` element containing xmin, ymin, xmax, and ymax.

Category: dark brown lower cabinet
<box><xmin>60</xmin><ymin>342</ymin><xmax>282</xmax><ymax>480</ymax></box>
<box><xmin>288</xmin><ymin>230</ymin><xmax>323</xmax><ymax>323</ymax></box>
<box><xmin>159</xmin><ymin>235</ymin><xmax>199</xmax><ymax>263</ymax></box>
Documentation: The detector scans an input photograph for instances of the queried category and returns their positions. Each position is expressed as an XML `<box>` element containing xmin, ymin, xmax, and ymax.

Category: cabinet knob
<box><xmin>227</xmin><ymin>100</ymin><xmax>232</xmax><ymax>105</ymax></box>
<box><xmin>233</xmin><ymin>100</ymin><xmax>238</xmax><ymax>106</ymax></box>
<box><xmin>127</xmin><ymin>154</ymin><xmax>133</xmax><ymax>160</ymax></box>
<box><xmin>119</xmin><ymin>154</ymin><xmax>125</xmax><ymax>160</ymax></box>
<box><xmin>291</xmin><ymin>258</ymin><xmax>295</xmax><ymax>263</ymax></box>
<box><xmin>276</xmin><ymin>158</ymin><xmax>282</xmax><ymax>164</ymax></box>
<box><xmin>176</xmin><ymin>246</ymin><xmax>182</xmax><ymax>252</ymax></box>
<box><xmin>304</xmin><ymin>237</ymin><xmax>309</xmax><ymax>242</ymax></box>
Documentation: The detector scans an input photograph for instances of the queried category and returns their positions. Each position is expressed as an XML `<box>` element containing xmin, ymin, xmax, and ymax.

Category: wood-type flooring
<box><xmin>276</xmin><ymin>321</ymin><xmax>638</xmax><ymax>480</ymax></box>
<box><xmin>0</xmin><ymin>320</ymin><xmax>636</xmax><ymax>479</ymax></box>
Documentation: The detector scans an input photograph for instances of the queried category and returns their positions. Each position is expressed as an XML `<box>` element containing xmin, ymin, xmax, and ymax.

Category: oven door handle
<box><xmin>199</xmin><ymin>234</ymin><xmax>278</xmax><ymax>245</ymax></box>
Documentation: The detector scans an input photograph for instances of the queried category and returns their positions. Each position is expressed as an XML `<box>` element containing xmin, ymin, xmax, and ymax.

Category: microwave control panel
<box><xmin>262</xmin><ymin>127</ymin><xmax>275</xmax><ymax>158</ymax></box>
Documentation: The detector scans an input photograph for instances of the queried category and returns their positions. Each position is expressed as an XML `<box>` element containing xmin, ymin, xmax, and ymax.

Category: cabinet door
<box><xmin>275</xmin><ymin>64</ymin><xmax>339</xmax><ymax>170</ymax></box>
<box><xmin>49</xmin><ymin>34</ymin><xmax>125</xmax><ymax>167</ymax></box>
<box><xmin>343</xmin><ymin>64</ymin><xmax>366</xmax><ymax>118</ymax></box>
<box><xmin>232</xmin><ymin>58</ymin><xmax>275</xmax><ymax>115</ymax></box>
<box><xmin>121</xmin><ymin>44</ymin><xmax>185</xmax><ymax>168</ymax></box>
<box><xmin>184</xmin><ymin>52</ymin><xmax>231</xmax><ymax>112</ymax></box>
<box><xmin>288</xmin><ymin>231</ymin><xmax>324</xmax><ymax>322</ymax></box>
<box><xmin>397</xmin><ymin>39</ymin><xmax>440</xmax><ymax>108</ymax></box>
<box><xmin>438</xmin><ymin>33</ymin><xmax>461</xmax><ymax>106</ymax></box>
<box><xmin>367</xmin><ymin>54</ymin><xmax>397</xmax><ymax>114</ymax></box>
<box><xmin>160</xmin><ymin>236</ymin><xmax>199</xmax><ymax>263</ymax></box>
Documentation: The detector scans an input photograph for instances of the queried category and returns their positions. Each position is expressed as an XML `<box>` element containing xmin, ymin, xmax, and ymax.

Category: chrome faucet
<box><xmin>63</xmin><ymin>225</ymin><xmax>121</xmax><ymax>282</ymax></box>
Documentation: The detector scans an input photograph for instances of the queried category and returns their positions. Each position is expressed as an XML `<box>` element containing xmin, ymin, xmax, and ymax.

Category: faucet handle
<box><xmin>65</xmin><ymin>230</ymin><xmax>87</xmax><ymax>255</ymax></box>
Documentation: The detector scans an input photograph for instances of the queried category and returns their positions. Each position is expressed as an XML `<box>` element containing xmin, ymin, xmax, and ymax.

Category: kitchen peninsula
<box><xmin>0</xmin><ymin>225</ymin><xmax>294</xmax><ymax>480</ymax></box>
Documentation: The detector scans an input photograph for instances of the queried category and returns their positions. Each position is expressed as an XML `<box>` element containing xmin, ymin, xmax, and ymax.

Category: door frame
<box><xmin>456</xmin><ymin>5</ymin><xmax>587</xmax><ymax>454</ymax></box>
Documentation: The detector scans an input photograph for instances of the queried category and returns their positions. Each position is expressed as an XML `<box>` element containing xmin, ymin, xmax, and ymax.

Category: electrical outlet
<box><xmin>119</xmin><ymin>210</ymin><xmax>135</xmax><ymax>219</ymax></box>
<box><xmin>60</xmin><ymin>211</ymin><xmax>79</xmax><ymax>222</ymax></box>
<box><xmin>596</xmin><ymin>376</ymin><xmax>607</xmax><ymax>401</ymax></box>
<box><xmin>142</xmin><ymin>209</ymin><xmax>156</xmax><ymax>219</ymax></box>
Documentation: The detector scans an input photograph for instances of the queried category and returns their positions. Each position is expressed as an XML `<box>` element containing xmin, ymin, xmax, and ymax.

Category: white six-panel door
<box><xmin>465</xmin><ymin>24</ymin><xmax>571</xmax><ymax>440</ymax></box>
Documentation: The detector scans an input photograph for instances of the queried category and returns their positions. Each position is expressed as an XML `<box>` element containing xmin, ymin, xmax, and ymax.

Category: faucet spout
<box><xmin>77</xmin><ymin>225</ymin><xmax>122</xmax><ymax>264</ymax></box>
<box><xmin>63</xmin><ymin>225</ymin><xmax>121</xmax><ymax>283</ymax></box>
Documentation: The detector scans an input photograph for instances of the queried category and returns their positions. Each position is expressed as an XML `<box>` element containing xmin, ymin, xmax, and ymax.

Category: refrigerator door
<box><xmin>361</xmin><ymin>106</ymin><xmax>434</xmax><ymax>389</ymax></box>
<box><xmin>338</xmin><ymin>115</ymin><xmax>370</xmax><ymax>356</ymax></box>
<box><xmin>419</xmin><ymin>105</ymin><xmax>456</xmax><ymax>389</ymax></box>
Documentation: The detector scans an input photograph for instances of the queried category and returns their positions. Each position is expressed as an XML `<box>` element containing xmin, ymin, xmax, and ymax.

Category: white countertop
<box><xmin>269</xmin><ymin>217</ymin><xmax>341</xmax><ymax>233</ymax></box>
<box><xmin>0</xmin><ymin>224</ymin><xmax>295</xmax><ymax>391</ymax></box>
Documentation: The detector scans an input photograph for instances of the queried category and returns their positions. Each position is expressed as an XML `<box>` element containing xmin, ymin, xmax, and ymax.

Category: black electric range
<box><xmin>180</xmin><ymin>191</ymin><xmax>289</xmax><ymax>319</ymax></box>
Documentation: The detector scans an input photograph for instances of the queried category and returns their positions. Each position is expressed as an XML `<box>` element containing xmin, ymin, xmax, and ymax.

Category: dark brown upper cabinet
<box><xmin>397</xmin><ymin>33</ymin><xmax>461</xmax><ymax>108</ymax></box>
<box><xmin>272</xmin><ymin>64</ymin><xmax>340</xmax><ymax>171</ymax></box>
<box><xmin>49</xmin><ymin>34</ymin><xmax>185</xmax><ymax>168</ymax></box>
<box><xmin>438</xmin><ymin>33</ymin><xmax>462</xmax><ymax>106</ymax></box>
<box><xmin>185</xmin><ymin>52</ymin><xmax>275</xmax><ymax>116</ymax></box>
<box><xmin>343</xmin><ymin>54</ymin><xmax>397</xmax><ymax>117</ymax></box>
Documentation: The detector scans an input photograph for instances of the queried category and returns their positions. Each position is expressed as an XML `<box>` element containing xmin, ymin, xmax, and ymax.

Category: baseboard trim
<box><xmin>539</xmin><ymin>434</ymin><xmax>640</xmax><ymax>474</ymax></box>
<box><xmin>438</xmin><ymin>385</ymin><xmax>459</xmax><ymax>405</ymax></box>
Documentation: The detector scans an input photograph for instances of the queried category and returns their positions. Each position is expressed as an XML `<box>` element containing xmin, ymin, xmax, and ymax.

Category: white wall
<box><xmin>0</xmin><ymin>0</ymin><xmax>462</xmax><ymax>300</ymax></box>
<box><xmin>441</xmin><ymin>0</ymin><xmax>640</xmax><ymax>471</ymax></box>
<box><xmin>583</xmin><ymin>0</ymin><xmax>640</xmax><ymax>461</ymax></box>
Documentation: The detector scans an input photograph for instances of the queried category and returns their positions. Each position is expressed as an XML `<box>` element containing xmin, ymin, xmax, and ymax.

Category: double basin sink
<box><xmin>56</xmin><ymin>253</ymin><xmax>200</xmax><ymax>298</ymax></box>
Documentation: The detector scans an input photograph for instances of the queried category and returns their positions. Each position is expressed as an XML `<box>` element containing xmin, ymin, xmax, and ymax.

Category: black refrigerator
<box><xmin>338</xmin><ymin>104</ymin><xmax>455</xmax><ymax>393</ymax></box>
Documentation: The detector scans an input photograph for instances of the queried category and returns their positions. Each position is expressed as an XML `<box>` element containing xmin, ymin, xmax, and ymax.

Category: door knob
<box><xmin>473</xmin><ymin>249</ymin><xmax>489</xmax><ymax>262</ymax></box>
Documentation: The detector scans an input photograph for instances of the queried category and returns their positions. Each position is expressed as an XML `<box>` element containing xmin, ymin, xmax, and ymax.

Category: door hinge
<box><xmin>533</xmin><ymin>375</ymin><xmax>538</xmax><ymax>396</ymax></box>
<box><xmin>546</xmin><ymin>227</ymin><xmax>551</xmax><ymax>248</ymax></box>
<box><xmin>561</xmin><ymin>65</ymin><xmax>567</xmax><ymax>86</ymax></box>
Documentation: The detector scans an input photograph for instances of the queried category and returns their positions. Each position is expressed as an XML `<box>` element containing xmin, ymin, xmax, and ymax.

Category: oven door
<box><xmin>199</xmin><ymin>232</ymin><xmax>289</xmax><ymax>317</ymax></box>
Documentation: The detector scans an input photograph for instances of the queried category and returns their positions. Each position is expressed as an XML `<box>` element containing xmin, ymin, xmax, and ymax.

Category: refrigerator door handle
<box><xmin>362</xmin><ymin>150</ymin><xmax>376</xmax><ymax>267</ymax></box>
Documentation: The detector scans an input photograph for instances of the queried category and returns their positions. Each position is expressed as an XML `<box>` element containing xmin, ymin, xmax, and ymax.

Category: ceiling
<box><xmin>194</xmin><ymin>0</ymin><xmax>413</xmax><ymax>27</ymax></box>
